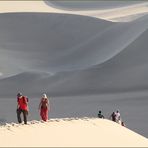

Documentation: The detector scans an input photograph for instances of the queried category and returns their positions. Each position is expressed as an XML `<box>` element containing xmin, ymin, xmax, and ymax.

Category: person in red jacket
<box><xmin>38</xmin><ymin>93</ymin><xmax>49</xmax><ymax>121</ymax></box>
<box><xmin>16</xmin><ymin>93</ymin><xmax>29</xmax><ymax>124</ymax></box>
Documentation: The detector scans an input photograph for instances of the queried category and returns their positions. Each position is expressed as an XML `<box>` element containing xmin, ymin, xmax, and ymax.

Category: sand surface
<box><xmin>0</xmin><ymin>118</ymin><xmax>148</xmax><ymax>147</ymax></box>
<box><xmin>0</xmin><ymin>1</ymin><xmax>148</xmax><ymax>145</ymax></box>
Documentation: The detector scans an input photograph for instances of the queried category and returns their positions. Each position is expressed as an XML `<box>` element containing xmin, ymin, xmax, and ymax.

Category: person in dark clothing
<box><xmin>121</xmin><ymin>121</ymin><xmax>126</xmax><ymax>127</ymax></box>
<box><xmin>110</xmin><ymin>112</ymin><xmax>116</xmax><ymax>122</ymax></box>
<box><xmin>16</xmin><ymin>93</ymin><xmax>29</xmax><ymax>124</ymax></box>
<box><xmin>98</xmin><ymin>110</ymin><xmax>105</xmax><ymax>118</ymax></box>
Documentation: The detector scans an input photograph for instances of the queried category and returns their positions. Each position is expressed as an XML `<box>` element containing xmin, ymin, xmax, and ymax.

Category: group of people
<box><xmin>97</xmin><ymin>110</ymin><xmax>126</xmax><ymax>127</ymax></box>
<box><xmin>16</xmin><ymin>92</ymin><xmax>50</xmax><ymax>124</ymax></box>
<box><xmin>16</xmin><ymin>92</ymin><xmax>126</xmax><ymax>126</ymax></box>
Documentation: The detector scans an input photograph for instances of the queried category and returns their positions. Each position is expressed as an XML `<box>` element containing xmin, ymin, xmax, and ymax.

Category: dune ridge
<box><xmin>0</xmin><ymin>1</ymin><xmax>148</xmax><ymax>22</ymax></box>
<box><xmin>46</xmin><ymin>1</ymin><xmax>148</xmax><ymax>22</ymax></box>
<box><xmin>46</xmin><ymin>1</ymin><xmax>146</xmax><ymax>11</ymax></box>
<box><xmin>0</xmin><ymin>118</ymin><xmax>148</xmax><ymax>147</ymax></box>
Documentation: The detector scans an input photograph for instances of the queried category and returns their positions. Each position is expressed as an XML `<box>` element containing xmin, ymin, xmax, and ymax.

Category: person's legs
<box><xmin>17</xmin><ymin>108</ymin><xmax>22</xmax><ymax>123</ymax></box>
<box><xmin>40</xmin><ymin>109</ymin><xmax>44</xmax><ymax>121</ymax></box>
<box><xmin>44</xmin><ymin>109</ymin><xmax>48</xmax><ymax>121</ymax></box>
<box><xmin>42</xmin><ymin>110</ymin><xmax>46</xmax><ymax>121</ymax></box>
<box><xmin>40</xmin><ymin>109</ymin><xmax>48</xmax><ymax>121</ymax></box>
<box><xmin>22</xmin><ymin>110</ymin><xmax>27</xmax><ymax>124</ymax></box>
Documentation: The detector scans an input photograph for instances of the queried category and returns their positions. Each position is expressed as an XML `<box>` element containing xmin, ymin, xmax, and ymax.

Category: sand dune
<box><xmin>0</xmin><ymin>1</ymin><xmax>57</xmax><ymax>13</ymax></box>
<box><xmin>46</xmin><ymin>1</ymin><xmax>144</xmax><ymax>10</ymax></box>
<box><xmin>0</xmin><ymin>13</ymin><xmax>113</xmax><ymax>77</ymax></box>
<box><xmin>0</xmin><ymin>1</ymin><xmax>148</xmax><ymax>22</ymax></box>
<box><xmin>0</xmin><ymin>0</ymin><xmax>148</xmax><ymax>141</ymax></box>
<box><xmin>46</xmin><ymin>1</ymin><xmax>148</xmax><ymax>22</ymax></box>
<box><xmin>0</xmin><ymin>13</ymin><xmax>148</xmax><ymax>96</ymax></box>
<box><xmin>0</xmin><ymin>118</ymin><xmax>148</xmax><ymax>147</ymax></box>
<box><xmin>0</xmin><ymin>0</ymin><xmax>146</xmax><ymax>12</ymax></box>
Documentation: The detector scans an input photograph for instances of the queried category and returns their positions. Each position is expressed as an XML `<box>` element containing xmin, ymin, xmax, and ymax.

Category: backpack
<box><xmin>18</xmin><ymin>96</ymin><xmax>28</xmax><ymax>110</ymax></box>
<box><xmin>22</xmin><ymin>96</ymin><xmax>28</xmax><ymax>104</ymax></box>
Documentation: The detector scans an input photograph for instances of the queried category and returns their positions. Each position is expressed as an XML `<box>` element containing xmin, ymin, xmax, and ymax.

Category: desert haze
<box><xmin>0</xmin><ymin>0</ymin><xmax>148</xmax><ymax>147</ymax></box>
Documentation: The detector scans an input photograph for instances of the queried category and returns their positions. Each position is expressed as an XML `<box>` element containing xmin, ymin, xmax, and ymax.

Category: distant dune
<box><xmin>45</xmin><ymin>1</ymin><xmax>143</xmax><ymax>10</ymax></box>
<box><xmin>46</xmin><ymin>1</ymin><xmax>148</xmax><ymax>22</ymax></box>
<box><xmin>0</xmin><ymin>13</ymin><xmax>113</xmax><ymax>77</ymax></box>
<box><xmin>0</xmin><ymin>1</ymin><xmax>148</xmax><ymax>22</ymax></box>
<box><xmin>0</xmin><ymin>13</ymin><xmax>148</xmax><ymax>97</ymax></box>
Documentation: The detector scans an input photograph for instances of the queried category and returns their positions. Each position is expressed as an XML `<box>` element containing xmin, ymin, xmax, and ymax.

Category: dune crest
<box><xmin>0</xmin><ymin>1</ymin><xmax>148</xmax><ymax>22</ymax></box>
<box><xmin>0</xmin><ymin>118</ymin><xmax>148</xmax><ymax>147</ymax></box>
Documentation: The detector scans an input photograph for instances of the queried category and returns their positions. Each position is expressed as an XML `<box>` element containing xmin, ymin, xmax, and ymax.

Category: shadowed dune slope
<box><xmin>0</xmin><ymin>13</ymin><xmax>114</xmax><ymax>76</ymax></box>
<box><xmin>43</xmin><ymin>19</ymin><xmax>148</xmax><ymax>96</ymax></box>
<box><xmin>0</xmin><ymin>13</ymin><xmax>148</xmax><ymax>96</ymax></box>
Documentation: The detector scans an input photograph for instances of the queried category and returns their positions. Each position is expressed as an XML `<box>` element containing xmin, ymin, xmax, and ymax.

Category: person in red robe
<box><xmin>39</xmin><ymin>93</ymin><xmax>50</xmax><ymax>121</ymax></box>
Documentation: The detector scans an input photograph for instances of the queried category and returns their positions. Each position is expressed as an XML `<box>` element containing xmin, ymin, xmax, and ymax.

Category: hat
<box><xmin>43</xmin><ymin>93</ymin><xmax>47</xmax><ymax>98</ymax></box>
<box><xmin>17</xmin><ymin>92</ymin><xmax>22</xmax><ymax>97</ymax></box>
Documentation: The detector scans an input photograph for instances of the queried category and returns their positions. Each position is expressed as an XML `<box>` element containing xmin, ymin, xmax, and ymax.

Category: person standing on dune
<box><xmin>115</xmin><ymin>110</ymin><xmax>121</xmax><ymax>124</ymax></box>
<box><xmin>98</xmin><ymin>110</ymin><xmax>105</xmax><ymax>118</ymax></box>
<box><xmin>16</xmin><ymin>92</ymin><xmax>29</xmax><ymax>124</ymax></box>
<box><xmin>110</xmin><ymin>112</ymin><xmax>116</xmax><ymax>122</ymax></box>
<box><xmin>38</xmin><ymin>93</ymin><xmax>50</xmax><ymax>121</ymax></box>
